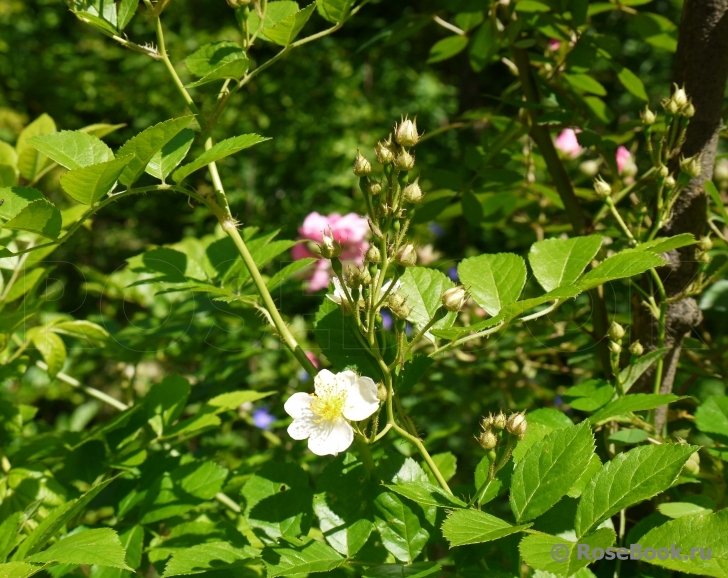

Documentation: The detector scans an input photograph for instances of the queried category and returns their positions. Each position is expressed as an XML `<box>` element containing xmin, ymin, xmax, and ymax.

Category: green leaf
<box><xmin>162</xmin><ymin>542</ymin><xmax>259</xmax><ymax>576</ymax></box>
<box><xmin>50</xmin><ymin>320</ymin><xmax>109</xmax><ymax>344</ymax></box>
<box><xmin>613</xmin><ymin>63</ymin><xmax>648</xmax><ymax>100</ymax></box>
<box><xmin>695</xmin><ymin>396</ymin><xmax>728</xmax><ymax>441</ymax></box>
<box><xmin>185</xmin><ymin>41</ymin><xmax>247</xmax><ymax>77</ymax></box>
<box><xmin>2</xmin><ymin>199</ymin><xmax>62</xmax><ymax>240</ymax></box>
<box><xmin>0</xmin><ymin>164</ymin><xmax>17</xmax><ymax>187</ymax></box>
<box><xmin>629</xmin><ymin>233</ymin><xmax>696</xmax><ymax>255</ymax></box>
<box><xmin>362</xmin><ymin>562</ymin><xmax>441</xmax><ymax>578</ymax></box>
<box><xmin>510</xmin><ymin>421</ymin><xmax>595</xmax><ymax>522</ymax></box>
<box><xmin>80</xmin><ymin>123</ymin><xmax>127</xmax><ymax>139</ymax></box>
<box><xmin>518</xmin><ymin>528</ymin><xmax>616</xmax><ymax>575</ymax></box>
<box><xmin>262</xmin><ymin>3</ymin><xmax>316</xmax><ymax>47</ymax></box>
<box><xmin>469</xmin><ymin>18</ymin><xmax>499</xmax><ymax>72</ymax></box>
<box><xmin>116</xmin><ymin>117</ymin><xmax>194</xmax><ymax>186</ymax></box>
<box><xmin>577</xmin><ymin>251</ymin><xmax>665</xmax><ymax>290</ymax></box>
<box><xmin>0</xmin><ymin>513</ymin><xmax>22</xmax><ymax>562</ymax></box>
<box><xmin>459</xmin><ymin>253</ymin><xmax>527</xmax><ymax>315</ymax></box>
<box><xmin>529</xmin><ymin>235</ymin><xmax>603</xmax><ymax>291</ymax></box>
<box><xmin>574</xmin><ymin>443</ymin><xmax>698</xmax><ymax>537</ymax></box>
<box><xmin>31</xmin><ymin>331</ymin><xmax>66</xmax><ymax>379</ymax></box>
<box><xmin>563</xmin><ymin>73</ymin><xmax>607</xmax><ymax>96</ymax></box>
<box><xmin>384</xmin><ymin>481</ymin><xmax>466</xmax><ymax>509</ymax></box>
<box><xmin>399</xmin><ymin>267</ymin><xmax>457</xmax><ymax>341</ymax></box>
<box><xmin>242</xmin><ymin>462</ymin><xmax>313</xmax><ymax>544</ymax></box>
<box><xmin>144</xmin><ymin>375</ymin><xmax>191</xmax><ymax>433</ymax></box>
<box><xmin>1</xmin><ymin>267</ymin><xmax>48</xmax><ymax>304</ymax></box>
<box><xmin>139</xmin><ymin>461</ymin><xmax>229</xmax><ymax>524</ymax></box>
<box><xmin>0</xmin><ymin>141</ymin><xmax>17</xmax><ymax>168</ymax></box>
<box><xmin>314</xmin><ymin>298</ymin><xmax>383</xmax><ymax>379</ymax></box>
<box><xmin>117</xmin><ymin>0</ymin><xmax>138</xmax><ymax>30</ymax></box>
<box><xmin>262</xmin><ymin>538</ymin><xmax>344</xmax><ymax>577</ymax></box>
<box><xmin>185</xmin><ymin>58</ymin><xmax>250</xmax><ymax>89</ymax></box>
<box><xmin>619</xmin><ymin>347</ymin><xmax>670</xmax><ymax>393</ymax></box>
<box><xmin>567</xmin><ymin>453</ymin><xmax>602</xmax><ymax>499</ymax></box>
<box><xmin>203</xmin><ymin>390</ymin><xmax>275</xmax><ymax>413</ymax></box>
<box><xmin>425</xmin><ymin>452</ymin><xmax>457</xmax><ymax>484</ymax></box>
<box><xmin>313</xmin><ymin>453</ymin><xmax>375</xmax><ymax>557</ymax></box>
<box><xmin>515</xmin><ymin>0</ymin><xmax>551</xmax><ymax>12</ymax></box>
<box><xmin>639</xmin><ymin>510</ymin><xmax>728</xmax><ymax>576</ymax></box>
<box><xmin>0</xmin><ymin>186</ymin><xmax>45</xmax><ymax>220</ymax></box>
<box><xmin>608</xmin><ymin>428</ymin><xmax>649</xmax><ymax>445</ymax></box>
<box><xmin>374</xmin><ymin>491</ymin><xmax>429</xmax><ymax>563</ymax></box>
<box><xmin>563</xmin><ymin>379</ymin><xmax>614</xmax><ymax>411</ymax></box>
<box><xmin>474</xmin><ymin>455</ymin><xmax>512</xmax><ymax>505</ymax></box>
<box><xmin>706</xmin><ymin>180</ymin><xmax>728</xmax><ymax>223</ymax></box>
<box><xmin>441</xmin><ymin>509</ymin><xmax>532</xmax><ymax>547</ymax></box>
<box><xmin>427</xmin><ymin>36</ymin><xmax>469</xmax><ymax>64</ymax></box>
<box><xmin>12</xmin><ymin>478</ymin><xmax>117</xmax><ymax>560</ymax></box>
<box><xmin>27</xmin><ymin>131</ymin><xmax>114</xmax><ymax>170</ymax></box>
<box><xmin>75</xmin><ymin>11</ymin><xmax>119</xmax><ymax>36</ymax></box>
<box><xmin>16</xmin><ymin>114</ymin><xmax>57</xmax><ymax>180</ymax></box>
<box><xmin>146</xmin><ymin>129</ymin><xmax>195</xmax><ymax>181</ymax></box>
<box><xmin>173</xmin><ymin>134</ymin><xmax>270</xmax><ymax>183</ymax></box>
<box><xmin>657</xmin><ymin>501</ymin><xmax>712</xmax><ymax>519</ymax></box>
<box><xmin>247</xmin><ymin>1</ymin><xmax>299</xmax><ymax>32</ymax></box>
<box><xmin>317</xmin><ymin>0</ymin><xmax>353</xmax><ymax>22</ymax></box>
<box><xmin>0</xmin><ymin>562</ymin><xmax>43</xmax><ymax>578</ymax></box>
<box><xmin>178</xmin><ymin>461</ymin><xmax>228</xmax><ymax>498</ymax></box>
<box><xmin>266</xmin><ymin>257</ymin><xmax>317</xmax><ymax>291</ymax></box>
<box><xmin>59</xmin><ymin>155</ymin><xmax>134</xmax><ymax>205</ymax></box>
<box><xmin>589</xmin><ymin>393</ymin><xmax>686</xmax><ymax>424</ymax></box>
<box><xmin>26</xmin><ymin>529</ymin><xmax>131</xmax><ymax>570</ymax></box>
<box><xmin>396</xmin><ymin>354</ymin><xmax>433</xmax><ymax>394</ymax></box>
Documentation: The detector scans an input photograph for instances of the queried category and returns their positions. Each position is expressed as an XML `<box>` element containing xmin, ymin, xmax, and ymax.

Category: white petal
<box><xmin>284</xmin><ymin>392</ymin><xmax>313</xmax><ymax>420</ymax></box>
<box><xmin>326</xmin><ymin>292</ymin><xmax>342</xmax><ymax>305</ymax></box>
<box><xmin>307</xmin><ymin>418</ymin><xmax>354</xmax><ymax>456</ymax></box>
<box><xmin>288</xmin><ymin>418</ymin><xmax>314</xmax><ymax>440</ymax></box>
<box><xmin>343</xmin><ymin>376</ymin><xmax>380</xmax><ymax>421</ymax></box>
<box><xmin>313</xmin><ymin>369</ymin><xmax>338</xmax><ymax>397</ymax></box>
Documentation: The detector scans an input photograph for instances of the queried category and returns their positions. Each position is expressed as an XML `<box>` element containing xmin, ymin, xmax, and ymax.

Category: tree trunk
<box><xmin>634</xmin><ymin>0</ymin><xmax>728</xmax><ymax>431</ymax></box>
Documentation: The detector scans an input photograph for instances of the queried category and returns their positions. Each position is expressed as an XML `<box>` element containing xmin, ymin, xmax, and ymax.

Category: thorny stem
<box><xmin>152</xmin><ymin>13</ymin><xmax>316</xmax><ymax>376</ymax></box>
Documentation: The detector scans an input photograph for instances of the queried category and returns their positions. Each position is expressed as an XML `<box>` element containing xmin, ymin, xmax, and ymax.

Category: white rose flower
<box><xmin>284</xmin><ymin>369</ymin><xmax>380</xmax><ymax>456</ymax></box>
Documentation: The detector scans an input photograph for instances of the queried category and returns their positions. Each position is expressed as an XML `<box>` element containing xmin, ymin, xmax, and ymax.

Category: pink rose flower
<box><xmin>554</xmin><ymin>128</ymin><xmax>582</xmax><ymax>159</ymax></box>
<box><xmin>616</xmin><ymin>146</ymin><xmax>631</xmax><ymax>174</ymax></box>
<box><xmin>548</xmin><ymin>39</ymin><xmax>561</xmax><ymax>51</ymax></box>
<box><xmin>292</xmin><ymin>212</ymin><xmax>369</xmax><ymax>292</ymax></box>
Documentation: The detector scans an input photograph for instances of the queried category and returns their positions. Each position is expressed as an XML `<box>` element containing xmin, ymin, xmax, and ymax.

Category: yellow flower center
<box><xmin>310</xmin><ymin>390</ymin><xmax>346</xmax><ymax>423</ymax></box>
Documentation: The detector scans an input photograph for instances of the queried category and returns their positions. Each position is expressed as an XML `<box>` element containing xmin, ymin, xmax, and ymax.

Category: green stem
<box><xmin>649</xmin><ymin>268</ymin><xmax>668</xmax><ymax>401</ymax></box>
<box><xmin>155</xmin><ymin>18</ymin><xmax>200</xmax><ymax>116</ymax></box>
<box><xmin>222</xmin><ymin>221</ymin><xmax>317</xmax><ymax>375</ymax></box>
<box><xmin>5</xmin><ymin>185</ymin><xmax>204</xmax><ymax>258</ymax></box>
<box><xmin>36</xmin><ymin>360</ymin><xmax>129</xmax><ymax>411</ymax></box>
<box><xmin>606</xmin><ymin>197</ymin><xmax>635</xmax><ymax>243</ymax></box>
<box><xmin>390</xmin><ymin>422</ymin><xmax>452</xmax><ymax>494</ymax></box>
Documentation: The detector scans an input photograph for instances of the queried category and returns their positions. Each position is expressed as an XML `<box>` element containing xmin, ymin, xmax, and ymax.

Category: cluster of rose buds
<box><xmin>661</xmin><ymin>84</ymin><xmax>695</xmax><ymax>118</ymax></box>
<box><xmin>477</xmin><ymin>410</ymin><xmax>527</xmax><ymax>450</ymax></box>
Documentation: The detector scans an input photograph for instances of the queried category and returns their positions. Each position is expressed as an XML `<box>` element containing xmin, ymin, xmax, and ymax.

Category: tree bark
<box><xmin>634</xmin><ymin>0</ymin><xmax>728</xmax><ymax>431</ymax></box>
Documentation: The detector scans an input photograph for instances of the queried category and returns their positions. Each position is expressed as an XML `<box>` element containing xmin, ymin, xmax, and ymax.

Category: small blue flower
<box><xmin>380</xmin><ymin>309</ymin><xmax>393</xmax><ymax>331</ymax></box>
<box><xmin>447</xmin><ymin>266</ymin><xmax>459</xmax><ymax>282</ymax></box>
<box><xmin>554</xmin><ymin>394</ymin><xmax>563</xmax><ymax>408</ymax></box>
<box><xmin>253</xmin><ymin>407</ymin><xmax>276</xmax><ymax>430</ymax></box>
<box><xmin>429</xmin><ymin>223</ymin><xmax>444</xmax><ymax>238</ymax></box>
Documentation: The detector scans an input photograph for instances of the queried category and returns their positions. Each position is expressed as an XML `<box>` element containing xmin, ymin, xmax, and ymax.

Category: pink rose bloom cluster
<box><xmin>292</xmin><ymin>212</ymin><xmax>369</xmax><ymax>291</ymax></box>
<box><xmin>554</xmin><ymin>128</ymin><xmax>582</xmax><ymax>158</ymax></box>
<box><xmin>555</xmin><ymin>130</ymin><xmax>635</xmax><ymax>175</ymax></box>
